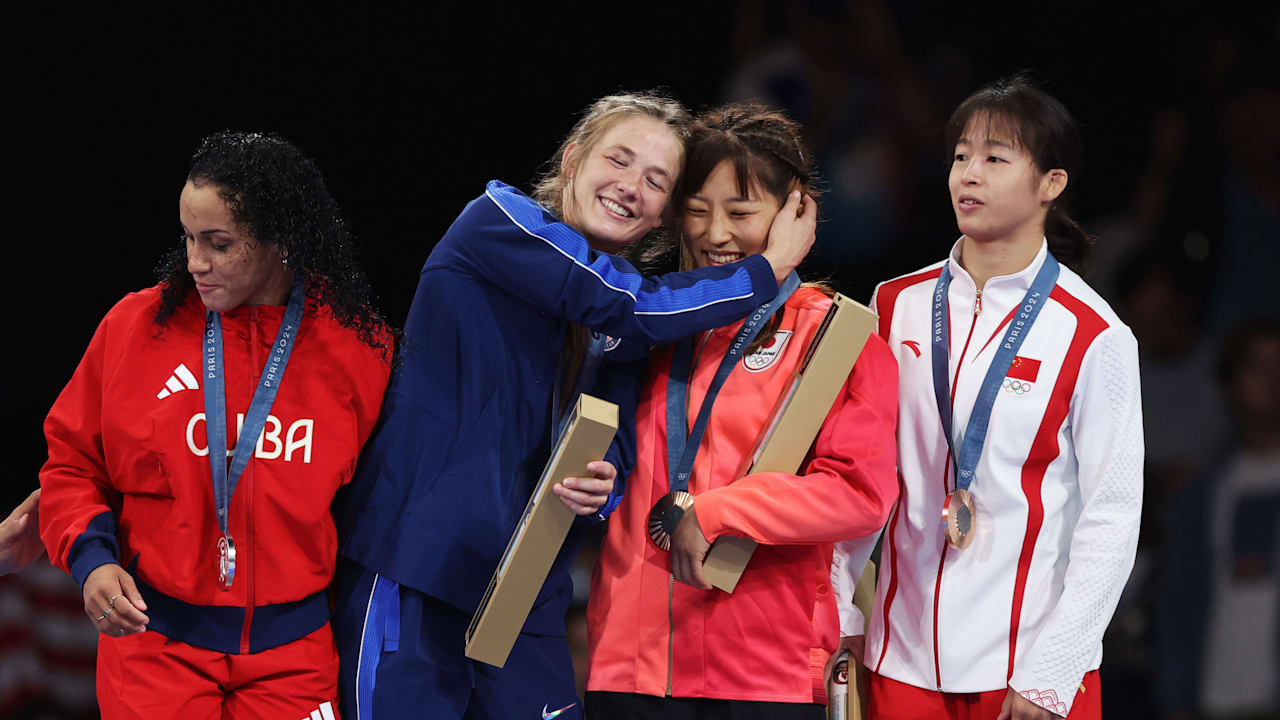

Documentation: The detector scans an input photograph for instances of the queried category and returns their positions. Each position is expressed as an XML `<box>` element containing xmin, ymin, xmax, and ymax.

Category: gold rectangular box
<box><xmin>702</xmin><ymin>294</ymin><xmax>878</xmax><ymax>593</ymax></box>
<box><xmin>465</xmin><ymin>394</ymin><xmax>618</xmax><ymax>667</ymax></box>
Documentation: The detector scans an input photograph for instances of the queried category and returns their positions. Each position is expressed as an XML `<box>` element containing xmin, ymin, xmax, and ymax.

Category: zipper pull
<box><xmin>974</xmin><ymin>290</ymin><xmax>983</xmax><ymax>316</ymax></box>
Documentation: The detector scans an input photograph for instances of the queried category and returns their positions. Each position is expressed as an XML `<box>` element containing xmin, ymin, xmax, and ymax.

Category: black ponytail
<box><xmin>1046</xmin><ymin>204</ymin><xmax>1094</xmax><ymax>275</ymax></box>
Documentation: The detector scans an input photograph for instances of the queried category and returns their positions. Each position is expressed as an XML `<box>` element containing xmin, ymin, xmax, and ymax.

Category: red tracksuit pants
<box><xmin>868</xmin><ymin>670</ymin><xmax>1102</xmax><ymax>719</ymax></box>
<box><xmin>96</xmin><ymin>624</ymin><xmax>341</xmax><ymax>719</ymax></box>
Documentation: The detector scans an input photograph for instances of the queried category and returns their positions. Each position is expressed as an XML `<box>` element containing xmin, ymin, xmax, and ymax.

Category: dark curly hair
<box><xmin>155</xmin><ymin>131</ymin><xmax>394</xmax><ymax>361</ymax></box>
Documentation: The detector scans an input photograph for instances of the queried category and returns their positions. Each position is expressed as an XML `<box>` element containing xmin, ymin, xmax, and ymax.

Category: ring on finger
<box><xmin>95</xmin><ymin>613</ymin><xmax>108</xmax><ymax>623</ymax></box>
<box><xmin>103</xmin><ymin>606</ymin><xmax>114</xmax><ymax>618</ymax></box>
<box><xmin>108</xmin><ymin>594</ymin><xmax>122</xmax><ymax>607</ymax></box>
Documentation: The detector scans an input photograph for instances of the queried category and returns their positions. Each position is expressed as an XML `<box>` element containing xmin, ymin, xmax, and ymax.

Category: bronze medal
<box><xmin>218</xmin><ymin>534</ymin><xmax>237</xmax><ymax>589</ymax></box>
<box><xmin>941</xmin><ymin>488</ymin><xmax>976</xmax><ymax>549</ymax></box>
<box><xmin>648</xmin><ymin>491</ymin><xmax>695</xmax><ymax>551</ymax></box>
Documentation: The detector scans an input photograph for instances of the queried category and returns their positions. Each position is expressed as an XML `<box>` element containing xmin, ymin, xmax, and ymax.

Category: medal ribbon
<box><xmin>665</xmin><ymin>272</ymin><xmax>800</xmax><ymax>494</ymax></box>
<box><xmin>551</xmin><ymin>331</ymin><xmax>606</xmax><ymax>445</ymax></box>
<box><xmin>930</xmin><ymin>253</ymin><xmax>1059</xmax><ymax>493</ymax></box>
<box><xmin>204</xmin><ymin>278</ymin><xmax>306</xmax><ymax>535</ymax></box>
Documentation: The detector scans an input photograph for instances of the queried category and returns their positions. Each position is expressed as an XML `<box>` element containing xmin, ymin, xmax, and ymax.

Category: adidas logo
<box><xmin>156</xmin><ymin>363</ymin><xmax>200</xmax><ymax>400</ymax></box>
<box><xmin>298</xmin><ymin>701</ymin><xmax>336</xmax><ymax>720</ymax></box>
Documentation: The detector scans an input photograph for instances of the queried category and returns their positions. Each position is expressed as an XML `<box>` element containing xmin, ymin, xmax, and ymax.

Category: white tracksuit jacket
<box><xmin>833</xmin><ymin>240</ymin><xmax>1143</xmax><ymax>716</ymax></box>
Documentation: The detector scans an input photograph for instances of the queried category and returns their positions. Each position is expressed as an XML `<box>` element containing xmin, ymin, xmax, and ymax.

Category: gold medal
<box><xmin>648</xmin><ymin>491</ymin><xmax>694</xmax><ymax>551</ymax></box>
<box><xmin>217</xmin><ymin>534</ymin><xmax>237</xmax><ymax>589</ymax></box>
<box><xmin>941</xmin><ymin>488</ymin><xmax>976</xmax><ymax>549</ymax></box>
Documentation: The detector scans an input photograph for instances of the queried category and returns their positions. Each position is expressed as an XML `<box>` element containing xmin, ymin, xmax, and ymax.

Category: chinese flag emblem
<box><xmin>1007</xmin><ymin>356</ymin><xmax>1041</xmax><ymax>382</ymax></box>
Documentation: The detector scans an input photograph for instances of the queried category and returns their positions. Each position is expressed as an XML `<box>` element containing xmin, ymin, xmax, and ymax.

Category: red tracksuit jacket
<box><xmin>586</xmin><ymin>287</ymin><xmax>899</xmax><ymax>702</ymax></box>
<box><xmin>40</xmin><ymin>287</ymin><xmax>390</xmax><ymax>654</ymax></box>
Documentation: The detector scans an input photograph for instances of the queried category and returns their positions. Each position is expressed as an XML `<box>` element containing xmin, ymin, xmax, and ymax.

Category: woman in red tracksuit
<box><xmin>585</xmin><ymin>103</ymin><xmax>900</xmax><ymax>719</ymax></box>
<box><xmin>39</xmin><ymin>132</ymin><xmax>394</xmax><ymax>719</ymax></box>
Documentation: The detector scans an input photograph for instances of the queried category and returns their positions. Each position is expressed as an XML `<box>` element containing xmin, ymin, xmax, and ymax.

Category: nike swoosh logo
<box><xmin>542</xmin><ymin>702</ymin><xmax>577</xmax><ymax>719</ymax></box>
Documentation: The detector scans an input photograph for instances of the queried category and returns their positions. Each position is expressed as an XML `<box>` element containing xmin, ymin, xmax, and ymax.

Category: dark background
<box><xmin>3</xmin><ymin>3</ymin><xmax>1277</xmax><ymax>718</ymax></box>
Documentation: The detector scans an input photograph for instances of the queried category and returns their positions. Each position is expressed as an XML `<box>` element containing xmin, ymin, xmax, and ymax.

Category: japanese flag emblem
<box><xmin>743</xmin><ymin>330</ymin><xmax>792</xmax><ymax>372</ymax></box>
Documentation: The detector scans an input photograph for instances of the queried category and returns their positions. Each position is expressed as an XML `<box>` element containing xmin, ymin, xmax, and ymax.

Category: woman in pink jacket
<box><xmin>585</xmin><ymin>102</ymin><xmax>899</xmax><ymax>720</ymax></box>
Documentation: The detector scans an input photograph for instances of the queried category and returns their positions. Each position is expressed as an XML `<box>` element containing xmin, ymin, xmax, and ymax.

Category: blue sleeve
<box><xmin>437</xmin><ymin>181</ymin><xmax>778</xmax><ymax>345</ymax></box>
<box><xmin>68</xmin><ymin>510</ymin><xmax>120</xmax><ymax>587</ymax></box>
<box><xmin>577</xmin><ymin>352</ymin><xmax>645</xmax><ymax>525</ymax></box>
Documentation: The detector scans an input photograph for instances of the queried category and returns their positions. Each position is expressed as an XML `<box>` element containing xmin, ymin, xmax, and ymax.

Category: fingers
<box><xmin>798</xmin><ymin>193</ymin><xmax>817</xmax><ymax>222</ymax></box>
<box><xmin>672</xmin><ymin>547</ymin><xmax>712</xmax><ymax>590</ymax></box>
<box><xmin>561</xmin><ymin>476</ymin><xmax>613</xmax><ymax>495</ymax></box>
<box><xmin>107</xmin><ymin>594</ymin><xmax>149</xmax><ymax>634</ymax></box>
<box><xmin>997</xmin><ymin>688</ymin><xmax>1015</xmax><ymax>720</ymax></box>
<box><xmin>8</xmin><ymin>513</ymin><xmax>28</xmax><ymax>535</ymax></box>
<box><xmin>582</xmin><ymin>460</ymin><xmax>617</xmax><ymax>481</ymax></box>
<box><xmin>84</xmin><ymin>565</ymin><xmax>148</xmax><ymax>637</ymax></box>
<box><xmin>15</xmin><ymin>489</ymin><xmax>40</xmax><ymax>519</ymax></box>
<box><xmin>780</xmin><ymin>188</ymin><xmax>802</xmax><ymax>217</ymax></box>
<box><xmin>669</xmin><ymin>509</ymin><xmax>713</xmax><ymax>590</ymax></box>
<box><xmin>849</xmin><ymin>634</ymin><xmax>867</xmax><ymax>667</ymax></box>
<box><xmin>552</xmin><ymin>479</ymin><xmax>611</xmax><ymax>516</ymax></box>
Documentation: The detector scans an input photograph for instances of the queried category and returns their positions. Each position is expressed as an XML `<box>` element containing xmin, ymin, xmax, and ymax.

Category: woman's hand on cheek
<box><xmin>761</xmin><ymin>191</ymin><xmax>817</xmax><ymax>283</ymax></box>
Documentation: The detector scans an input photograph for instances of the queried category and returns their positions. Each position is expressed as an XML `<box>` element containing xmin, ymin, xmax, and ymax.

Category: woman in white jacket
<box><xmin>832</xmin><ymin>74</ymin><xmax>1143</xmax><ymax>720</ymax></box>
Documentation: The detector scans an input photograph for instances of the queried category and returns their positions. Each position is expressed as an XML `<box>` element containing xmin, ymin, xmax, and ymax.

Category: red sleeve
<box><xmin>696</xmin><ymin>334</ymin><xmax>899</xmax><ymax>545</ymax></box>
<box><xmin>39</xmin><ymin>309</ymin><xmax>122</xmax><ymax>585</ymax></box>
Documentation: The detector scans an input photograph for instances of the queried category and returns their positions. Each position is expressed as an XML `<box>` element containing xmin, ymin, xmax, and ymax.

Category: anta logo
<box><xmin>901</xmin><ymin>340</ymin><xmax>922</xmax><ymax>358</ymax></box>
<box><xmin>601</xmin><ymin>335</ymin><xmax>622</xmax><ymax>353</ymax></box>
<box><xmin>185</xmin><ymin>413</ymin><xmax>314</xmax><ymax>463</ymax></box>
<box><xmin>743</xmin><ymin>330</ymin><xmax>791</xmax><ymax>372</ymax></box>
<box><xmin>157</xmin><ymin>363</ymin><xmax>200</xmax><ymax>399</ymax></box>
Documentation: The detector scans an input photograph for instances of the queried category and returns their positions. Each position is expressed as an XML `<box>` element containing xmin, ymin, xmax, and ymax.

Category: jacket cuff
<box><xmin>68</xmin><ymin>510</ymin><xmax>120</xmax><ymax>587</ymax></box>
<box><xmin>693</xmin><ymin>488</ymin><xmax>730</xmax><ymax>542</ymax></box>
<box><xmin>1007</xmin><ymin>671</ymin><xmax>1075</xmax><ymax>718</ymax></box>
<box><xmin>743</xmin><ymin>255</ymin><xmax>780</xmax><ymax>302</ymax></box>
<box><xmin>573</xmin><ymin>447</ymin><xmax>624</xmax><ymax>527</ymax></box>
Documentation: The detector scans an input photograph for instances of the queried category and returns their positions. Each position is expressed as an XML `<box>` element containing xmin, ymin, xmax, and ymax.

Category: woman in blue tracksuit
<box><xmin>335</xmin><ymin>91</ymin><xmax>817</xmax><ymax>719</ymax></box>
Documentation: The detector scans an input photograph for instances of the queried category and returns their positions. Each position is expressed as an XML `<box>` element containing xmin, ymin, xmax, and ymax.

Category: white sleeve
<box><xmin>1009</xmin><ymin>326</ymin><xmax>1144</xmax><ymax>716</ymax></box>
<box><xmin>832</xmin><ymin>535</ymin><xmax>879</xmax><ymax>637</ymax></box>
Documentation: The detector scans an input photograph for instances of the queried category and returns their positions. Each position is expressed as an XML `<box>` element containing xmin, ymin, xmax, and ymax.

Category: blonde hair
<box><xmin>533</xmin><ymin>91</ymin><xmax>691</xmax><ymax>219</ymax></box>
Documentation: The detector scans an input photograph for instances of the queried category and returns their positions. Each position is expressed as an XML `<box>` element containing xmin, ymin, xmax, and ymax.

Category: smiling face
<box><xmin>180</xmin><ymin>180</ymin><xmax>293</xmax><ymax>313</ymax></box>
<box><xmin>681</xmin><ymin>159</ymin><xmax>781</xmax><ymax>269</ymax></box>
<box><xmin>948</xmin><ymin>113</ymin><xmax>1065</xmax><ymax>246</ymax></box>
<box><xmin>561</xmin><ymin>115</ymin><xmax>683</xmax><ymax>253</ymax></box>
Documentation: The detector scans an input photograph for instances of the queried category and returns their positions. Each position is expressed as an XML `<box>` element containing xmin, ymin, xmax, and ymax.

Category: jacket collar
<box><xmin>945</xmin><ymin>236</ymin><xmax>1049</xmax><ymax>294</ymax></box>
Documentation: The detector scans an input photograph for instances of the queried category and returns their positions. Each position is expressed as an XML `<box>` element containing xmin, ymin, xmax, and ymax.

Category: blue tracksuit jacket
<box><xmin>338</xmin><ymin>181</ymin><xmax>778</xmax><ymax>633</ymax></box>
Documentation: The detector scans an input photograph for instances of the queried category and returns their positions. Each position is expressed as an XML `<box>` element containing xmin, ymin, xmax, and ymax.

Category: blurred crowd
<box><xmin>3</xmin><ymin>3</ymin><xmax>1276</xmax><ymax>718</ymax></box>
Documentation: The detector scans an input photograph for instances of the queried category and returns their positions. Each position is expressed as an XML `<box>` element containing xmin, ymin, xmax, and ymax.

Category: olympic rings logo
<box><xmin>1002</xmin><ymin>378</ymin><xmax>1032</xmax><ymax>395</ymax></box>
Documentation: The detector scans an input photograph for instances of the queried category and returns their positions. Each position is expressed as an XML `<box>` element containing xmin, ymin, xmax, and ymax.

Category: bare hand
<box><xmin>83</xmin><ymin>563</ymin><xmax>149</xmax><ymax>637</ymax></box>
<box><xmin>760</xmin><ymin>190</ymin><xmax>818</xmax><ymax>284</ymax></box>
<box><xmin>998</xmin><ymin>687</ymin><xmax>1059</xmax><ymax>720</ymax></box>
<box><xmin>670</xmin><ymin>505</ymin><xmax>712</xmax><ymax>589</ymax></box>
<box><xmin>0</xmin><ymin>489</ymin><xmax>46</xmax><ymax>575</ymax></box>
<box><xmin>823</xmin><ymin>634</ymin><xmax>866</xmax><ymax>684</ymax></box>
<box><xmin>553</xmin><ymin>460</ymin><xmax>616</xmax><ymax>516</ymax></box>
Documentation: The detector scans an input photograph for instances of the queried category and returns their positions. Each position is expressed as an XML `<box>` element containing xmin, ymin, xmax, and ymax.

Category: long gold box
<box><xmin>465</xmin><ymin>394</ymin><xmax>618</xmax><ymax>667</ymax></box>
<box><xmin>702</xmin><ymin>294</ymin><xmax>878</xmax><ymax>593</ymax></box>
